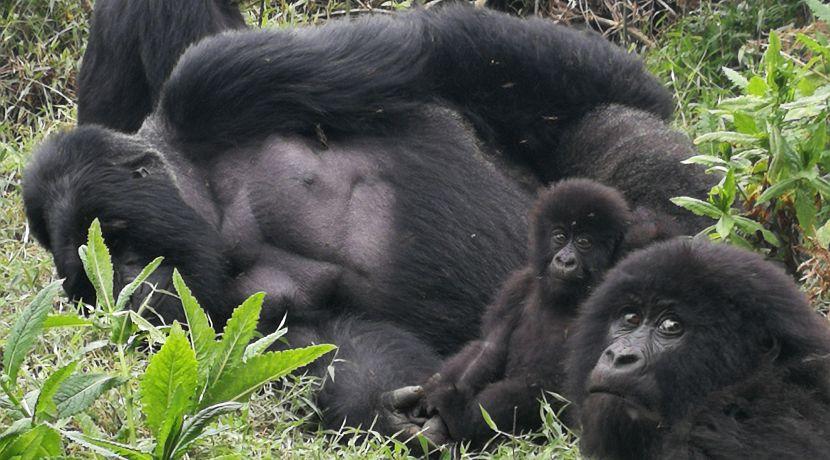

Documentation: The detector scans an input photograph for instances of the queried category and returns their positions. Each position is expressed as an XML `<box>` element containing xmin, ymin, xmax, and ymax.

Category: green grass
<box><xmin>0</xmin><ymin>0</ymin><xmax>816</xmax><ymax>458</ymax></box>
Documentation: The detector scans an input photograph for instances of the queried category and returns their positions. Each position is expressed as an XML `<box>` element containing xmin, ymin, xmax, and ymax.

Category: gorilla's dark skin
<box><xmin>418</xmin><ymin>179</ymin><xmax>641</xmax><ymax>447</ymax></box>
<box><xmin>566</xmin><ymin>240</ymin><xmax>830</xmax><ymax>459</ymax></box>
<box><xmin>25</xmin><ymin>5</ymin><xmax>711</xmax><ymax>435</ymax></box>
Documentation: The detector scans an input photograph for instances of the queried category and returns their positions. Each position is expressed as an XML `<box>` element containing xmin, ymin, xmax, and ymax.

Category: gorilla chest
<box><xmin>207</xmin><ymin>136</ymin><xmax>395</xmax><ymax>269</ymax></box>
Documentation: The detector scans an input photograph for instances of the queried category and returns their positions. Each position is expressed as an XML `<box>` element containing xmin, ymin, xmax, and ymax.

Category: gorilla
<box><xmin>566</xmin><ymin>239</ymin><xmax>830</xmax><ymax>459</ymax></box>
<box><xmin>77</xmin><ymin>0</ymin><xmax>246</xmax><ymax>132</ymax></box>
<box><xmin>413</xmin><ymin>179</ymin><xmax>647</xmax><ymax>447</ymax></box>
<box><xmin>24</xmin><ymin>3</ymin><xmax>711</xmax><ymax>435</ymax></box>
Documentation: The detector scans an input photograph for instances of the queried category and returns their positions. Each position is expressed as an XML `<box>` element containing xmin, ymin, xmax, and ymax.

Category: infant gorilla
<box><xmin>402</xmin><ymin>178</ymin><xmax>644</xmax><ymax>447</ymax></box>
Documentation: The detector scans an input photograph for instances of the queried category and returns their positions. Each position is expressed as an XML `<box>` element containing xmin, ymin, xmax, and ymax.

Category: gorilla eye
<box><xmin>552</xmin><ymin>230</ymin><xmax>567</xmax><ymax>245</ymax></box>
<box><xmin>622</xmin><ymin>310</ymin><xmax>641</xmax><ymax>327</ymax></box>
<box><xmin>658</xmin><ymin>317</ymin><xmax>683</xmax><ymax>336</ymax></box>
<box><xmin>576</xmin><ymin>236</ymin><xmax>592</xmax><ymax>250</ymax></box>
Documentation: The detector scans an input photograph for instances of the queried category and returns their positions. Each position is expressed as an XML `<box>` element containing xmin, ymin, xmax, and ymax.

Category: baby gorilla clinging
<box><xmin>409</xmin><ymin>179</ymin><xmax>636</xmax><ymax>447</ymax></box>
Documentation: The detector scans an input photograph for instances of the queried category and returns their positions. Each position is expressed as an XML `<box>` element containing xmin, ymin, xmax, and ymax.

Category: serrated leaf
<box><xmin>43</xmin><ymin>314</ymin><xmax>92</xmax><ymax>329</ymax></box>
<box><xmin>62</xmin><ymin>431</ymin><xmax>152</xmax><ymax>460</ymax></box>
<box><xmin>2</xmin><ymin>280</ymin><xmax>62</xmax><ymax>385</ymax></box>
<box><xmin>33</xmin><ymin>361</ymin><xmax>77</xmax><ymax>423</ymax></box>
<box><xmin>670</xmin><ymin>197</ymin><xmax>723</xmax><ymax>219</ymax></box>
<box><xmin>732</xmin><ymin>112</ymin><xmax>757</xmax><ymax>135</ymax></box>
<box><xmin>202</xmin><ymin>344</ymin><xmax>335</xmax><ymax>407</ymax></box>
<box><xmin>54</xmin><ymin>373</ymin><xmax>126</xmax><ymax>419</ymax></box>
<box><xmin>681</xmin><ymin>155</ymin><xmax>726</xmax><ymax>166</ymax></box>
<box><xmin>806</xmin><ymin>0</ymin><xmax>830</xmax><ymax>23</ymax></box>
<box><xmin>0</xmin><ymin>424</ymin><xmax>61</xmax><ymax>459</ymax></box>
<box><xmin>126</xmin><ymin>310</ymin><xmax>167</xmax><ymax>344</ymax></box>
<box><xmin>479</xmin><ymin>404</ymin><xmax>498</xmax><ymax>431</ymax></box>
<box><xmin>722</xmin><ymin>67</ymin><xmax>748</xmax><ymax>88</ymax></box>
<box><xmin>817</xmin><ymin>221</ymin><xmax>830</xmax><ymax>248</ymax></box>
<box><xmin>172</xmin><ymin>402</ymin><xmax>243</xmax><ymax>458</ymax></box>
<box><xmin>243</xmin><ymin>327</ymin><xmax>287</xmax><ymax>362</ymax></box>
<box><xmin>795</xmin><ymin>188</ymin><xmax>817</xmax><ymax>234</ymax></box>
<box><xmin>757</xmin><ymin>178</ymin><xmax>799</xmax><ymax>203</ymax></box>
<box><xmin>115</xmin><ymin>257</ymin><xmax>164</xmax><ymax>311</ymax></box>
<box><xmin>733</xmin><ymin>216</ymin><xmax>781</xmax><ymax>247</ymax></box>
<box><xmin>154</xmin><ymin>389</ymin><xmax>186</xmax><ymax>459</ymax></box>
<box><xmin>140</xmin><ymin>322</ymin><xmax>198</xmax><ymax>436</ymax></box>
<box><xmin>0</xmin><ymin>418</ymin><xmax>31</xmax><ymax>441</ymax></box>
<box><xmin>207</xmin><ymin>293</ymin><xmax>265</xmax><ymax>391</ymax></box>
<box><xmin>173</xmin><ymin>270</ymin><xmax>216</xmax><ymax>383</ymax></box>
<box><xmin>693</xmin><ymin>131</ymin><xmax>759</xmax><ymax>145</ymax></box>
<box><xmin>80</xmin><ymin>219</ymin><xmax>115</xmax><ymax>311</ymax></box>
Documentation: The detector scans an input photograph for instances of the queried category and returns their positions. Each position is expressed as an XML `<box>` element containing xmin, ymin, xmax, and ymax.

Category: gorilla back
<box><xmin>25</xmin><ymin>5</ymin><xmax>711</xmax><ymax>434</ymax></box>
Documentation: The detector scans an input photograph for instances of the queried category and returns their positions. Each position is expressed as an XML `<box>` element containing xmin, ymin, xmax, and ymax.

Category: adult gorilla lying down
<box><xmin>567</xmin><ymin>240</ymin><xmax>830</xmax><ymax>459</ymax></box>
<box><xmin>24</xmin><ymin>4</ymin><xmax>710</xmax><ymax>435</ymax></box>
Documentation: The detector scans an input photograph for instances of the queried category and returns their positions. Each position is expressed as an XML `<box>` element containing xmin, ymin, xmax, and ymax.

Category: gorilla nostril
<box><xmin>614</xmin><ymin>353</ymin><xmax>641</xmax><ymax>368</ymax></box>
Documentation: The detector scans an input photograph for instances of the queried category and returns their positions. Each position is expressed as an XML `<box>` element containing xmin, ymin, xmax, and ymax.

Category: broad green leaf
<box><xmin>746</xmin><ymin>76</ymin><xmax>768</xmax><ymax>97</ymax></box>
<box><xmin>2</xmin><ymin>280</ymin><xmax>62</xmax><ymax>385</ymax></box>
<box><xmin>0</xmin><ymin>424</ymin><xmax>61</xmax><ymax>459</ymax></box>
<box><xmin>732</xmin><ymin>112</ymin><xmax>757</xmax><ymax>135</ymax></box>
<box><xmin>722</xmin><ymin>67</ymin><xmax>748</xmax><ymax>88</ymax></box>
<box><xmin>62</xmin><ymin>431</ymin><xmax>152</xmax><ymax>460</ymax></box>
<box><xmin>43</xmin><ymin>314</ymin><xmax>92</xmax><ymax>329</ymax></box>
<box><xmin>716</xmin><ymin>216</ymin><xmax>735</xmax><ymax>240</ymax></box>
<box><xmin>694</xmin><ymin>131</ymin><xmax>759</xmax><ymax>146</ymax></box>
<box><xmin>172</xmin><ymin>402</ymin><xmax>243</xmax><ymax>458</ymax></box>
<box><xmin>140</xmin><ymin>322</ymin><xmax>198</xmax><ymax>436</ymax></box>
<box><xmin>479</xmin><ymin>404</ymin><xmax>498</xmax><ymax>432</ymax></box>
<box><xmin>173</xmin><ymin>270</ymin><xmax>216</xmax><ymax>382</ymax></box>
<box><xmin>79</xmin><ymin>219</ymin><xmax>115</xmax><ymax>311</ymax></box>
<box><xmin>764</xmin><ymin>31</ymin><xmax>782</xmax><ymax>90</ymax></box>
<box><xmin>670</xmin><ymin>197</ymin><xmax>723</xmax><ymax>219</ymax></box>
<box><xmin>202</xmin><ymin>344</ymin><xmax>335</xmax><ymax>407</ymax></box>
<box><xmin>795</xmin><ymin>188</ymin><xmax>817</xmax><ymax>234</ymax></box>
<box><xmin>681</xmin><ymin>155</ymin><xmax>726</xmax><ymax>166</ymax></box>
<box><xmin>718</xmin><ymin>95</ymin><xmax>767</xmax><ymax>111</ymax></box>
<box><xmin>33</xmin><ymin>361</ymin><xmax>77</xmax><ymax>423</ymax></box>
<box><xmin>154</xmin><ymin>389</ymin><xmax>186</xmax><ymax>460</ymax></box>
<box><xmin>115</xmin><ymin>257</ymin><xmax>164</xmax><ymax>311</ymax></box>
<box><xmin>733</xmin><ymin>216</ymin><xmax>781</xmax><ymax>247</ymax></box>
<box><xmin>806</xmin><ymin>0</ymin><xmax>830</xmax><ymax>23</ymax></box>
<box><xmin>207</xmin><ymin>293</ymin><xmax>265</xmax><ymax>390</ymax></box>
<box><xmin>243</xmin><ymin>327</ymin><xmax>288</xmax><ymax>362</ymax></box>
<box><xmin>54</xmin><ymin>373</ymin><xmax>126</xmax><ymax>419</ymax></box>
<box><xmin>0</xmin><ymin>419</ymin><xmax>31</xmax><ymax>442</ymax></box>
<box><xmin>756</xmin><ymin>178</ymin><xmax>799</xmax><ymax>203</ymax></box>
<box><xmin>721</xmin><ymin>170</ymin><xmax>737</xmax><ymax>209</ymax></box>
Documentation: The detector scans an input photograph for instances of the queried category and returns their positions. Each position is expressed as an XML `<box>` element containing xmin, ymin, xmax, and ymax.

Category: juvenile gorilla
<box><xmin>566</xmin><ymin>239</ymin><xmax>830</xmax><ymax>459</ymax></box>
<box><xmin>24</xmin><ymin>5</ymin><xmax>711</xmax><ymax>435</ymax></box>
<box><xmin>413</xmin><ymin>179</ymin><xmax>637</xmax><ymax>446</ymax></box>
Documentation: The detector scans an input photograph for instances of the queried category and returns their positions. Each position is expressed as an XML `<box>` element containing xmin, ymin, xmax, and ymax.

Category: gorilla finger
<box><xmin>383</xmin><ymin>385</ymin><xmax>424</xmax><ymax>410</ymax></box>
<box><xmin>422</xmin><ymin>415</ymin><xmax>451</xmax><ymax>446</ymax></box>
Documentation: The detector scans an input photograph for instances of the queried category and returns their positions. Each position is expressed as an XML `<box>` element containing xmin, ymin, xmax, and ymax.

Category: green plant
<box><xmin>1</xmin><ymin>219</ymin><xmax>334</xmax><ymax>459</ymax></box>
<box><xmin>673</xmin><ymin>1</ymin><xmax>830</xmax><ymax>272</ymax></box>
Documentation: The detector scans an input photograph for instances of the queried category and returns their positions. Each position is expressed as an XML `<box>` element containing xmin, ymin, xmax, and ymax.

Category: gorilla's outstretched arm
<box><xmin>78</xmin><ymin>0</ymin><xmax>245</xmax><ymax>132</ymax></box>
<box><xmin>160</xmin><ymin>5</ymin><xmax>670</xmax><ymax>154</ymax></box>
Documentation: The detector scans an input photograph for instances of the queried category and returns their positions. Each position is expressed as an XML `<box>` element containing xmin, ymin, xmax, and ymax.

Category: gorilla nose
<box><xmin>554</xmin><ymin>253</ymin><xmax>576</xmax><ymax>269</ymax></box>
<box><xmin>604</xmin><ymin>347</ymin><xmax>644</xmax><ymax>371</ymax></box>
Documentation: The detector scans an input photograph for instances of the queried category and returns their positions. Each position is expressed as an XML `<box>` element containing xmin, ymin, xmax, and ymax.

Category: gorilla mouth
<box><xmin>587</xmin><ymin>388</ymin><xmax>661</xmax><ymax>422</ymax></box>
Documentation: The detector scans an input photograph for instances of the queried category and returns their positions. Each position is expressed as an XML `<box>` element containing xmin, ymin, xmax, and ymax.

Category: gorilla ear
<box><xmin>760</xmin><ymin>334</ymin><xmax>782</xmax><ymax>362</ymax></box>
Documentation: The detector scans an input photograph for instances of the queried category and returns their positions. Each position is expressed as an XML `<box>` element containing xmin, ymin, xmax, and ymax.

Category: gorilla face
<box><xmin>565</xmin><ymin>239</ymin><xmax>828</xmax><ymax>459</ymax></box>
<box><xmin>530</xmin><ymin>179</ymin><xmax>631</xmax><ymax>300</ymax></box>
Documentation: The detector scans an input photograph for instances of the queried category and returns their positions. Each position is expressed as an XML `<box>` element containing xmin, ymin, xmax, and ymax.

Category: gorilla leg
<box><xmin>78</xmin><ymin>0</ymin><xmax>245</xmax><ymax>132</ymax></box>
<box><xmin>288</xmin><ymin>317</ymin><xmax>440</xmax><ymax>435</ymax></box>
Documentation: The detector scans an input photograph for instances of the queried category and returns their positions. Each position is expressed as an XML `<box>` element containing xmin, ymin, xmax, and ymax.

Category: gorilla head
<box><xmin>529</xmin><ymin>178</ymin><xmax>631</xmax><ymax>302</ymax></box>
<box><xmin>566</xmin><ymin>239</ymin><xmax>830</xmax><ymax>459</ymax></box>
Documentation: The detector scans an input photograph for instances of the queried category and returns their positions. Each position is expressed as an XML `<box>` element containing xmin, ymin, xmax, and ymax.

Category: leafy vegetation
<box><xmin>1</xmin><ymin>0</ymin><xmax>829</xmax><ymax>458</ymax></box>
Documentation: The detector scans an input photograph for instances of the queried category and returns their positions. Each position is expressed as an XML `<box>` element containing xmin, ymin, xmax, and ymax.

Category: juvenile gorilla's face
<box><xmin>543</xmin><ymin>221</ymin><xmax>618</xmax><ymax>291</ymax></box>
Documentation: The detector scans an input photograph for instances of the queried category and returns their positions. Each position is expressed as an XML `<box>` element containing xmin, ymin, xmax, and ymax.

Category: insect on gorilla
<box><xmin>24</xmin><ymin>1</ymin><xmax>712</xmax><ymax>437</ymax></box>
<box><xmin>403</xmin><ymin>179</ymin><xmax>667</xmax><ymax>447</ymax></box>
<box><xmin>566</xmin><ymin>239</ymin><xmax>830</xmax><ymax>459</ymax></box>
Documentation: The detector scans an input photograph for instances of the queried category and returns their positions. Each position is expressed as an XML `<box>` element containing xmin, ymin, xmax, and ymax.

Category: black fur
<box><xmin>25</xmin><ymin>5</ymin><xmax>710</xmax><ymax>434</ymax></box>
<box><xmin>420</xmin><ymin>180</ymin><xmax>640</xmax><ymax>447</ymax></box>
<box><xmin>565</xmin><ymin>239</ymin><xmax>830</xmax><ymax>459</ymax></box>
<box><xmin>78</xmin><ymin>0</ymin><xmax>245</xmax><ymax>132</ymax></box>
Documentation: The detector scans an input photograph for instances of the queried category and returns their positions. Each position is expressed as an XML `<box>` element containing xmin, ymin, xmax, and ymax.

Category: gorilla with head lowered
<box><xmin>566</xmin><ymin>239</ymin><xmax>830</xmax><ymax>459</ymax></box>
<box><xmin>24</xmin><ymin>2</ymin><xmax>712</xmax><ymax>436</ymax></box>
